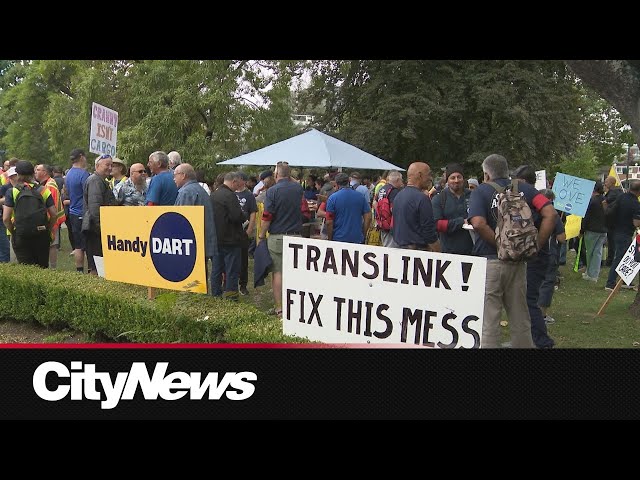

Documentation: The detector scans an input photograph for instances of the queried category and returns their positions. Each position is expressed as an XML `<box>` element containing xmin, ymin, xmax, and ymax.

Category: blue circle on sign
<box><xmin>565</xmin><ymin>203</ymin><xmax>573</xmax><ymax>212</ymax></box>
<box><xmin>149</xmin><ymin>212</ymin><xmax>197</xmax><ymax>282</ymax></box>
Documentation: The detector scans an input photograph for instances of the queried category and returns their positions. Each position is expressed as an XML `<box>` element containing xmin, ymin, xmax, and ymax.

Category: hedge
<box><xmin>0</xmin><ymin>263</ymin><xmax>309</xmax><ymax>344</ymax></box>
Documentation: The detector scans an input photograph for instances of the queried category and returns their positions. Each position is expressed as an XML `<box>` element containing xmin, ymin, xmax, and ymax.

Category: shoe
<box><xmin>544</xmin><ymin>315</ymin><xmax>556</xmax><ymax>324</ymax></box>
<box><xmin>605</xmin><ymin>287</ymin><xmax>614</xmax><ymax>292</ymax></box>
<box><xmin>239</xmin><ymin>286</ymin><xmax>249</xmax><ymax>296</ymax></box>
<box><xmin>500</xmin><ymin>341</ymin><xmax>512</xmax><ymax>349</ymax></box>
<box><xmin>582</xmin><ymin>273</ymin><xmax>598</xmax><ymax>282</ymax></box>
<box><xmin>267</xmin><ymin>307</ymin><xmax>283</xmax><ymax>317</ymax></box>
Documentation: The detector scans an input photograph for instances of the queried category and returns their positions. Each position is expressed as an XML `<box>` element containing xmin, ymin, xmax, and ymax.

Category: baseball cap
<box><xmin>15</xmin><ymin>160</ymin><xmax>34</xmax><ymax>176</ymax></box>
<box><xmin>6</xmin><ymin>167</ymin><xmax>16</xmax><ymax>177</ymax></box>
<box><xmin>259</xmin><ymin>170</ymin><xmax>273</xmax><ymax>180</ymax></box>
<box><xmin>70</xmin><ymin>148</ymin><xmax>85</xmax><ymax>161</ymax></box>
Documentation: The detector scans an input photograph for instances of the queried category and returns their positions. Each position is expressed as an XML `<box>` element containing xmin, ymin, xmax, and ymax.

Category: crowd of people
<box><xmin>0</xmin><ymin>148</ymin><xmax>637</xmax><ymax>349</ymax></box>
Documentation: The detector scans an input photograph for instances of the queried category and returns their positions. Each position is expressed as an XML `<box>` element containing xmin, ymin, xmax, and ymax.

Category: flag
<box><xmin>565</xmin><ymin>214</ymin><xmax>582</xmax><ymax>241</ymax></box>
<box><xmin>608</xmin><ymin>165</ymin><xmax>621</xmax><ymax>186</ymax></box>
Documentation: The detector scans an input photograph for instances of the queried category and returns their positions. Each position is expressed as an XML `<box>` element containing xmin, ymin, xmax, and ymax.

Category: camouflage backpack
<box><xmin>487</xmin><ymin>181</ymin><xmax>538</xmax><ymax>262</ymax></box>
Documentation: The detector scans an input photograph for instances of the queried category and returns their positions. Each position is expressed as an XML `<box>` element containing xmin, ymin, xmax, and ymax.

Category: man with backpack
<box><xmin>431</xmin><ymin>163</ymin><xmax>473</xmax><ymax>255</ymax></box>
<box><xmin>512</xmin><ymin>165</ymin><xmax>564</xmax><ymax>349</ymax></box>
<box><xmin>374</xmin><ymin>171</ymin><xmax>404</xmax><ymax>248</ymax></box>
<box><xmin>468</xmin><ymin>154</ymin><xmax>558</xmax><ymax>348</ymax></box>
<box><xmin>2</xmin><ymin>160</ymin><xmax>57</xmax><ymax>268</ymax></box>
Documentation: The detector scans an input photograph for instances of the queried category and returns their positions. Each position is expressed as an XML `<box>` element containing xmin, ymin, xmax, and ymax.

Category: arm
<box><xmin>3</xmin><ymin>206</ymin><xmax>13</xmax><ymax>235</ymax></box>
<box><xmin>47</xmin><ymin>205</ymin><xmax>57</xmax><ymax>230</ymax></box>
<box><xmin>556</xmin><ymin>232</ymin><xmax>567</xmax><ymax>243</ymax></box>
<box><xmin>87</xmin><ymin>179</ymin><xmax>103</xmax><ymax>228</ymax></box>
<box><xmin>247</xmin><ymin>211</ymin><xmax>256</xmax><ymax>238</ymax></box>
<box><xmin>326</xmin><ymin>213</ymin><xmax>334</xmax><ymax>240</ymax></box>
<box><xmin>362</xmin><ymin>211</ymin><xmax>372</xmax><ymax>239</ymax></box>
<box><xmin>470</xmin><ymin>216</ymin><xmax>497</xmax><ymax>247</ymax></box>
<box><xmin>536</xmin><ymin>203</ymin><xmax>559</xmax><ymax>250</ymax></box>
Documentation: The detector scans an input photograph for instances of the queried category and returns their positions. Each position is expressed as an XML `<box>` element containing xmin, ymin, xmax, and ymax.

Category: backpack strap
<box><xmin>486</xmin><ymin>181</ymin><xmax>505</xmax><ymax>194</ymax></box>
<box><xmin>439</xmin><ymin>188</ymin><xmax>447</xmax><ymax>212</ymax></box>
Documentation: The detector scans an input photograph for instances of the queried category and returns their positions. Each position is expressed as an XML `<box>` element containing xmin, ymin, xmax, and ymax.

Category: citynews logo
<box><xmin>33</xmin><ymin>361</ymin><xmax>257</xmax><ymax>410</ymax></box>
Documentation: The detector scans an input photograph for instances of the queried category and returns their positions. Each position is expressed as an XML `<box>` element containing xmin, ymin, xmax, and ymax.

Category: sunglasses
<box><xmin>276</xmin><ymin>161</ymin><xmax>289</xmax><ymax>165</ymax></box>
<box><xmin>98</xmin><ymin>154</ymin><xmax>112</xmax><ymax>160</ymax></box>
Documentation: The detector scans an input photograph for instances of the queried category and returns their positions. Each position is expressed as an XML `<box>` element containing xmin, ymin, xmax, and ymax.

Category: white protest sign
<box><xmin>535</xmin><ymin>170</ymin><xmax>546</xmax><ymax>190</ymax></box>
<box><xmin>89</xmin><ymin>102</ymin><xmax>118</xmax><ymax>157</ymax></box>
<box><xmin>615</xmin><ymin>237</ymin><xmax>640</xmax><ymax>285</ymax></box>
<box><xmin>282</xmin><ymin>237</ymin><xmax>487</xmax><ymax>348</ymax></box>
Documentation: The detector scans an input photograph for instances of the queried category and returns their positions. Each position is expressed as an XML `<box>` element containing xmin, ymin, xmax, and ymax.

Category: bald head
<box><xmin>129</xmin><ymin>163</ymin><xmax>147</xmax><ymax>186</ymax></box>
<box><xmin>604</xmin><ymin>176</ymin><xmax>617</xmax><ymax>190</ymax></box>
<box><xmin>407</xmin><ymin>162</ymin><xmax>433</xmax><ymax>190</ymax></box>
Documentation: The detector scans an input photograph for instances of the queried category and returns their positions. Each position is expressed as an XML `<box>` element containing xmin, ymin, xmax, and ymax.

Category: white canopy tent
<box><xmin>217</xmin><ymin>128</ymin><xmax>404</xmax><ymax>171</ymax></box>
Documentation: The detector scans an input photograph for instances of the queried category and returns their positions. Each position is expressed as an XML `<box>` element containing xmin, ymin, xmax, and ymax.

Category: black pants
<box><xmin>239</xmin><ymin>232</ymin><xmax>249</xmax><ymax>289</ymax></box>
<box><xmin>606</xmin><ymin>231</ymin><xmax>615</xmax><ymax>266</ymax></box>
<box><xmin>12</xmin><ymin>233</ymin><xmax>50</xmax><ymax>268</ymax></box>
<box><xmin>84</xmin><ymin>230</ymin><xmax>103</xmax><ymax>273</ymax></box>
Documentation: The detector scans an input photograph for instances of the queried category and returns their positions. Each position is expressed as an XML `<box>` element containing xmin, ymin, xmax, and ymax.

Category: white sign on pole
<box><xmin>535</xmin><ymin>170</ymin><xmax>546</xmax><ymax>191</ymax></box>
<box><xmin>282</xmin><ymin>237</ymin><xmax>487</xmax><ymax>348</ymax></box>
<box><xmin>615</xmin><ymin>237</ymin><xmax>640</xmax><ymax>285</ymax></box>
<box><xmin>89</xmin><ymin>102</ymin><xmax>118</xmax><ymax>157</ymax></box>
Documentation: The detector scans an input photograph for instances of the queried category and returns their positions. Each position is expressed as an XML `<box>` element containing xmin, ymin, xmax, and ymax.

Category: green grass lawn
<box><xmin>51</xmin><ymin>228</ymin><xmax>640</xmax><ymax>347</ymax></box>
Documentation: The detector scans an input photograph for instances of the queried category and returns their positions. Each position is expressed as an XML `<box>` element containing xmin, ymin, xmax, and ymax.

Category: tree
<box><xmin>300</xmin><ymin>60</ymin><xmax>583</xmax><ymax>175</ymax></box>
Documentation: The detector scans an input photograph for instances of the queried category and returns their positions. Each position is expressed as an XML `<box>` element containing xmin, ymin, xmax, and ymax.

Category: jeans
<box><xmin>0</xmin><ymin>226</ymin><xmax>9</xmax><ymax>263</ymax></box>
<box><xmin>539</xmin><ymin>246</ymin><xmax>560</xmax><ymax>308</ymax></box>
<box><xmin>211</xmin><ymin>245</ymin><xmax>241</xmax><ymax>297</ymax></box>
<box><xmin>559</xmin><ymin>242</ymin><xmax>567</xmax><ymax>265</ymax></box>
<box><xmin>527</xmin><ymin>254</ymin><xmax>554</xmax><ymax>348</ymax></box>
<box><xmin>606</xmin><ymin>233</ymin><xmax>633</xmax><ymax>288</ymax></box>
<box><xmin>584</xmin><ymin>231</ymin><xmax>607</xmax><ymax>280</ymax></box>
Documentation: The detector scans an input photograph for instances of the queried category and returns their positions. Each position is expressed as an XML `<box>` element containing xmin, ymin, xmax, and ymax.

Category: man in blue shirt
<box><xmin>326</xmin><ymin>173</ymin><xmax>372</xmax><ymax>244</ymax></box>
<box><xmin>65</xmin><ymin>148</ymin><xmax>91</xmax><ymax>273</ymax></box>
<box><xmin>146</xmin><ymin>151</ymin><xmax>178</xmax><ymax>206</ymax></box>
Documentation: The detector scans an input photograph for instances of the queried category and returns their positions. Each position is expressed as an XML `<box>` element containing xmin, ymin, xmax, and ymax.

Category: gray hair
<box><xmin>38</xmin><ymin>164</ymin><xmax>54</xmax><ymax>176</ymax></box>
<box><xmin>224</xmin><ymin>171</ymin><xmax>241</xmax><ymax>182</ymax></box>
<box><xmin>179</xmin><ymin>163</ymin><xmax>196</xmax><ymax>180</ymax></box>
<box><xmin>482</xmin><ymin>154</ymin><xmax>510</xmax><ymax>180</ymax></box>
<box><xmin>149</xmin><ymin>151</ymin><xmax>169</xmax><ymax>168</ymax></box>
<box><xmin>387</xmin><ymin>171</ymin><xmax>403</xmax><ymax>183</ymax></box>
<box><xmin>168</xmin><ymin>151</ymin><xmax>182</xmax><ymax>166</ymax></box>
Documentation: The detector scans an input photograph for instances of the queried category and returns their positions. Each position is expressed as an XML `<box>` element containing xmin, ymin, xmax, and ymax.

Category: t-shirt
<box><xmin>468</xmin><ymin>178</ymin><xmax>550</xmax><ymax>258</ymax></box>
<box><xmin>146</xmin><ymin>170</ymin><xmax>178</xmax><ymax>206</ymax></box>
<box><xmin>65</xmin><ymin>167</ymin><xmax>90</xmax><ymax>216</ymax></box>
<box><xmin>236</xmin><ymin>189</ymin><xmax>258</xmax><ymax>223</ymax></box>
<box><xmin>326</xmin><ymin>187</ymin><xmax>371</xmax><ymax>244</ymax></box>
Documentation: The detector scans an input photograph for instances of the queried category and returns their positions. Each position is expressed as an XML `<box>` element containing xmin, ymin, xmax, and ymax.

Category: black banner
<box><xmin>0</xmin><ymin>346</ymin><xmax>638</xmax><ymax>420</ymax></box>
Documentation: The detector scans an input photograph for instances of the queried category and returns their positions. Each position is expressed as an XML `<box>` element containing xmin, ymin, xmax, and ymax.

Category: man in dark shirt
<box><xmin>392</xmin><ymin>162</ymin><xmax>440</xmax><ymax>251</ymax></box>
<box><xmin>259</xmin><ymin>162</ymin><xmax>304</xmax><ymax>317</ymax></box>
<box><xmin>211</xmin><ymin>172</ymin><xmax>245</xmax><ymax>300</ymax></box>
<box><xmin>581</xmin><ymin>180</ymin><xmax>607</xmax><ymax>282</ymax></box>
<box><xmin>605</xmin><ymin>179</ymin><xmax>640</xmax><ymax>291</ymax></box>
<box><xmin>469</xmin><ymin>155</ymin><xmax>557</xmax><ymax>348</ymax></box>
<box><xmin>603</xmin><ymin>175</ymin><xmax>623</xmax><ymax>266</ymax></box>
<box><xmin>512</xmin><ymin>165</ymin><xmax>562</xmax><ymax>349</ymax></box>
<box><xmin>235</xmin><ymin>171</ymin><xmax>258</xmax><ymax>296</ymax></box>
<box><xmin>431</xmin><ymin>162</ymin><xmax>473</xmax><ymax>255</ymax></box>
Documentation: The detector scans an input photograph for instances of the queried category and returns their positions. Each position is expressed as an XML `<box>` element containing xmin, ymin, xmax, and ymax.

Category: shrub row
<box><xmin>0</xmin><ymin>263</ymin><xmax>308</xmax><ymax>344</ymax></box>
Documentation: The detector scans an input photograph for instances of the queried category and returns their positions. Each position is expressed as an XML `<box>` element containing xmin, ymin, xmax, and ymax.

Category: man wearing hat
<box><xmin>107</xmin><ymin>158</ymin><xmax>128</xmax><ymax>191</ymax></box>
<box><xmin>431</xmin><ymin>162</ymin><xmax>474</xmax><ymax>255</ymax></box>
<box><xmin>235</xmin><ymin>171</ymin><xmax>258</xmax><ymax>296</ymax></box>
<box><xmin>467</xmin><ymin>178</ymin><xmax>479</xmax><ymax>191</ymax></box>
<box><xmin>253</xmin><ymin>170</ymin><xmax>273</xmax><ymax>196</ymax></box>
<box><xmin>0</xmin><ymin>166</ymin><xmax>18</xmax><ymax>263</ymax></box>
<box><xmin>2</xmin><ymin>161</ymin><xmax>57</xmax><ymax>268</ymax></box>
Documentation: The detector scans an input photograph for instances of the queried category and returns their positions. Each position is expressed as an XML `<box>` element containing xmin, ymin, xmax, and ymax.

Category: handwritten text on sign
<box><xmin>89</xmin><ymin>102</ymin><xmax>119</xmax><ymax>157</ymax></box>
<box><xmin>282</xmin><ymin>237</ymin><xmax>487</xmax><ymax>348</ymax></box>
<box><xmin>551</xmin><ymin>173</ymin><xmax>595</xmax><ymax>217</ymax></box>
<box><xmin>615</xmin><ymin>237</ymin><xmax>640</xmax><ymax>286</ymax></box>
